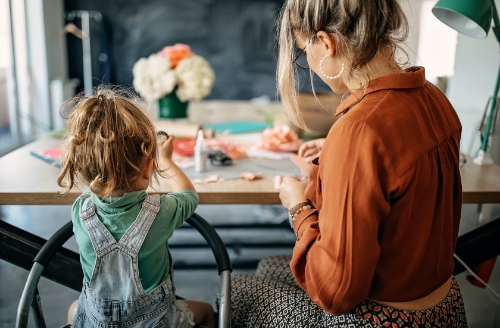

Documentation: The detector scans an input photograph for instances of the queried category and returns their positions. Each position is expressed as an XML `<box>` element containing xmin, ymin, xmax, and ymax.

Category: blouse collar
<box><xmin>335</xmin><ymin>66</ymin><xmax>427</xmax><ymax>116</ymax></box>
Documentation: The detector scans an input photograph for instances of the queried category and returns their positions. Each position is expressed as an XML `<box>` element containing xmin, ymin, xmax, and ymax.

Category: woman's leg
<box><xmin>231</xmin><ymin>273</ymin><xmax>370</xmax><ymax>328</ymax></box>
<box><xmin>255</xmin><ymin>255</ymin><xmax>298</xmax><ymax>287</ymax></box>
<box><xmin>233</xmin><ymin>257</ymin><xmax>468</xmax><ymax>328</ymax></box>
<box><xmin>353</xmin><ymin>277</ymin><xmax>467</xmax><ymax>327</ymax></box>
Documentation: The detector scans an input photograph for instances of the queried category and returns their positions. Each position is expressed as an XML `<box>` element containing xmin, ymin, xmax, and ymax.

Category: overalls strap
<box><xmin>80</xmin><ymin>197</ymin><xmax>117</xmax><ymax>255</ymax></box>
<box><xmin>118</xmin><ymin>194</ymin><xmax>161</xmax><ymax>254</ymax></box>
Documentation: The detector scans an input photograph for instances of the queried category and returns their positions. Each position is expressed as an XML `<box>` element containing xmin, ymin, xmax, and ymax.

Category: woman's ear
<box><xmin>142</xmin><ymin>158</ymin><xmax>154</xmax><ymax>180</ymax></box>
<box><xmin>316</xmin><ymin>31</ymin><xmax>336</xmax><ymax>57</ymax></box>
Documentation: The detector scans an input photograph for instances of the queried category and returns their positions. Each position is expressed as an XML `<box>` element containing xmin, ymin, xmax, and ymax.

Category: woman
<box><xmin>230</xmin><ymin>0</ymin><xmax>467</xmax><ymax>327</ymax></box>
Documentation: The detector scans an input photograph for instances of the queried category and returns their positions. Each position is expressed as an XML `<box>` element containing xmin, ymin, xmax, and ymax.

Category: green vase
<box><xmin>158</xmin><ymin>92</ymin><xmax>188</xmax><ymax>119</ymax></box>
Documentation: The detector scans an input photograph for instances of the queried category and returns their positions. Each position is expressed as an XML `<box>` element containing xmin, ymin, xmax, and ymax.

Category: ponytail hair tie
<box><xmin>97</xmin><ymin>93</ymin><xmax>107</xmax><ymax>102</ymax></box>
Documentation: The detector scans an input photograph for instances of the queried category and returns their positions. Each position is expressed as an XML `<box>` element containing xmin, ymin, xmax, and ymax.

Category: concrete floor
<box><xmin>1</xmin><ymin>204</ymin><xmax>500</xmax><ymax>327</ymax></box>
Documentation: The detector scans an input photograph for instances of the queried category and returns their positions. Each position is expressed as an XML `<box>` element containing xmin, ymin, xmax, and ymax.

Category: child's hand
<box><xmin>156</xmin><ymin>133</ymin><xmax>195</xmax><ymax>191</ymax></box>
<box><xmin>157</xmin><ymin>134</ymin><xmax>175</xmax><ymax>166</ymax></box>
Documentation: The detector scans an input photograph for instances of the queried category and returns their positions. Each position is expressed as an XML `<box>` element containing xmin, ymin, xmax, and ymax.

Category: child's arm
<box><xmin>157</xmin><ymin>135</ymin><xmax>196</xmax><ymax>192</ymax></box>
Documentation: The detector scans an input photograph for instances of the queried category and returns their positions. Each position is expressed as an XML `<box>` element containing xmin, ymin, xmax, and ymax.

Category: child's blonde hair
<box><xmin>57</xmin><ymin>86</ymin><xmax>161</xmax><ymax>197</ymax></box>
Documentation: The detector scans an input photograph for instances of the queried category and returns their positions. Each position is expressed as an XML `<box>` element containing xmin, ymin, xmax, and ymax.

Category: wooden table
<box><xmin>458</xmin><ymin>156</ymin><xmax>500</xmax><ymax>203</ymax></box>
<box><xmin>0</xmin><ymin>100</ymin><xmax>286</xmax><ymax>206</ymax></box>
<box><xmin>13</xmin><ymin>99</ymin><xmax>498</xmax><ymax>206</ymax></box>
<box><xmin>0</xmin><ymin>137</ymin><xmax>288</xmax><ymax>205</ymax></box>
<box><xmin>2</xmin><ymin>138</ymin><xmax>500</xmax><ymax>206</ymax></box>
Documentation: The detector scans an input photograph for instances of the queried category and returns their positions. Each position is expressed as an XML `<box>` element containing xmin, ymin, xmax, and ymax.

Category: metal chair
<box><xmin>16</xmin><ymin>213</ymin><xmax>232</xmax><ymax>328</ymax></box>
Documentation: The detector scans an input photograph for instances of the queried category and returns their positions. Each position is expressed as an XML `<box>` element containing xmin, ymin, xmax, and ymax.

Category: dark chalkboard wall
<box><xmin>64</xmin><ymin>0</ymin><xmax>293</xmax><ymax>100</ymax></box>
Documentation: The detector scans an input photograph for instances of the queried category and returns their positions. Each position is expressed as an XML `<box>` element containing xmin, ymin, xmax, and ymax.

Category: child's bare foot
<box><xmin>184</xmin><ymin>300</ymin><xmax>216</xmax><ymax>328</ymax></box>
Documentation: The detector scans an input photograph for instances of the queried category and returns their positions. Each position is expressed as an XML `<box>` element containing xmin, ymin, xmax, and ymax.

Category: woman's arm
<box><xmin>290</xmin><ymin>121</ymin><xmax>398</xmax><ymax>315</ymax></box>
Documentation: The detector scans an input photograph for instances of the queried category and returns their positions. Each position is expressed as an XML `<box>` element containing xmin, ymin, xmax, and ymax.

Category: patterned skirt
<box><xmin>231</xmin><ymin>255</ymin><xmax>467</xmax><ymax>328</ymax></box>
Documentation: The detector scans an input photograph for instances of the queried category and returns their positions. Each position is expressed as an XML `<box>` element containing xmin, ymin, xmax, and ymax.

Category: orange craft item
<box><xmin>192</xmin><ymin>175</ymin><xmax>222</xmax><ymax>184</ymax></box>
<box><xmin>255</xmin><ymin>125</ymin><xmax>302</xmax><ymax>152</ymax></box>
<box><xmin>241</xmin><ymin>172</ymin><xmax>263</xmax><ymax>181</ymax></box>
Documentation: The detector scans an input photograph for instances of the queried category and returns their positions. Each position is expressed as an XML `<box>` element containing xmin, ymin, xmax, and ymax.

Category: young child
<box><xmin>57</xmin><ymin>87</ymin><xmax>216</xmax><ymax>328</ymax></box>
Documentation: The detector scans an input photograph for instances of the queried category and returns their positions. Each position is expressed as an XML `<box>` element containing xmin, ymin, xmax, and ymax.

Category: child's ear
<box><xmin>142</xmin><ymin>158</ymin><xmax>154</xmax><ymax>180</ymax></box>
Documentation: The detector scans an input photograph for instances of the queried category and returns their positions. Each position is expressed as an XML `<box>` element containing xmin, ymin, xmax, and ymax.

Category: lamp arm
<box><xmin>480</xmin><ymin>64</ymin><xmax>500</xmax><ymax>152</ymax></box>
<box><xmin>480</xmin><ymin>1</ymin><xmax>500</xmax><ymax>152</ymax></box>
<box><xmin>490</xmin><ymin>0</ymin><xmax>500</xmax><ymax>43</ymax></box>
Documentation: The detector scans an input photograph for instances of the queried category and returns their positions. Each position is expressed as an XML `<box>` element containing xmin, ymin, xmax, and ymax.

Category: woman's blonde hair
<box><xmin>57</xmin><ymin>86</ymin><xmax>162</xmax><ymax>197</ymax></box>
<box><xmin>277</xmin><ymin>0</ymin><xmax>409</xmax><ymax>129</ymax></box>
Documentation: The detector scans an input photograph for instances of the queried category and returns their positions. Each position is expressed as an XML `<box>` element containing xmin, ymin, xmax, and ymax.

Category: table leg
<box><xmin>477</xmin><ymin>203</ymin><xmax>484</xmax><ymax>225</ymax></box>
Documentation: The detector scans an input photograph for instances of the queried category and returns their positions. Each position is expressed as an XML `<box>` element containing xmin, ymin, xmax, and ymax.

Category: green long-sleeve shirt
<box><xmin>72</xmin><ymin>189</ymin><xmax>198</xmax><ymax>293</ymax></box>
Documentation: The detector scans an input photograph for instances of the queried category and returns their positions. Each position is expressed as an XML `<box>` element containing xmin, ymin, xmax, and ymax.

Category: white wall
<box><xmin>416</xmin><ymin>0</ymin><xmax>457</xmax><ymax>84</ymax></box>
<box><xmin>401</xmin><ymin>0</ymin><xmax>458</xmax><ymax>86</ymax></box>
<box><xmin>446</xmin><ymin>0</ymin><xmax>500</xmax><ymax>156</ymax></box>
<box><xmin>399</xmin><ymin>0</ymin><xmax>423</xmax><ymax>66</ymax></box>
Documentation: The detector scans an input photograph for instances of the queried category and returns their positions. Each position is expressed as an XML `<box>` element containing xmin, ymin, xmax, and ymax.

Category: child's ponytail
<box><xmin>57</xmin><ymin>86</ymin><xmax>160</xmax><ymax>197</ymax></box>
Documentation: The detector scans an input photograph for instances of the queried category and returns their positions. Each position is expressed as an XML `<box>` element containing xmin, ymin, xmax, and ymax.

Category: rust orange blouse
<box><xmin>291</xmin><ymin>67</ymin><xmax>462</xmax><ymax>315</ymax></box>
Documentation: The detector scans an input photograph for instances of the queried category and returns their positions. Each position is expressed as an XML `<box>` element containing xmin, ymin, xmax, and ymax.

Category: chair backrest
<box><xmin>16</xmin><ymin>213</ymin><xmax>232</xmax><ymax>328</ymax></box>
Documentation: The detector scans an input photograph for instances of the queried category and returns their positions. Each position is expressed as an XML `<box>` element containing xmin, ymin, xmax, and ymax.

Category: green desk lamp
<box><xmin>433</xmin><ymin>0</ymin><xmax>500</xmax><ymax>165</ymax></box>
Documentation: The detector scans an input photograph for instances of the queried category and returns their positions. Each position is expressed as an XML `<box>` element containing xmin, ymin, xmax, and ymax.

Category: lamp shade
<box><xmin>432</xmin><ymin>0</ymin><xmax>492</xmax><ymax>39</ymax></box>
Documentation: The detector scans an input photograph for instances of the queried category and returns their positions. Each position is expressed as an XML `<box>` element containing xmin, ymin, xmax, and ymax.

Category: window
<box><xmin>0</xmin><ymin>0</ymin><xmax>34</xmax><ymax>155</ymax></box>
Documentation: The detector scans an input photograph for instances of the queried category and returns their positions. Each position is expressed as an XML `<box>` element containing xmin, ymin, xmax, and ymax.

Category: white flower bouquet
<box><xmin>132</xmin><ymin>44</ymin><xmax>215</xmax><ymax>102</ymax></box>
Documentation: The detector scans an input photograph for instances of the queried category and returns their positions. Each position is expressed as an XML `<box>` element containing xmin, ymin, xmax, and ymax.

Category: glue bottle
<box><xmin>194</xmin><ymin>129</ymin><xmax>207</xmax><ymax>172</ymax></box>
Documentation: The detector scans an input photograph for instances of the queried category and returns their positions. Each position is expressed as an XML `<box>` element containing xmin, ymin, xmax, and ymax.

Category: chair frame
<box><xmin>16</xmin><ymin>213</ymin><xmax>232</xmax><ymax>328</ymax></box>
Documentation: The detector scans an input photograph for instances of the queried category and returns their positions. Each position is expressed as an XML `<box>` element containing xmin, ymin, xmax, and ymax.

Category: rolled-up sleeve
<box><xmin>290</xmin><ymin>120</ymin><xmax>398</xmax><ymax>314</ymax></box>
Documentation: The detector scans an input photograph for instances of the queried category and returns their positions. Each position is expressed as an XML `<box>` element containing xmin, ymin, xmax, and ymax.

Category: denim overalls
<box><xmin>72</xmin><ymin>195</ymin><xmax>194</xmax><ymax>328</ymax></box>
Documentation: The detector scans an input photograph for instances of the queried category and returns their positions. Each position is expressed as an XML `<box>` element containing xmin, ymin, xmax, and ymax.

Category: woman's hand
<box><xmin>157</xmin><ymin>135</ymin><xmax>175</xmax><ymax>169</ymax></box>
<box><xmin>298</xmin><ymin>138</ymin><xmax>325</xmax><ymax>163</ymax></box>
<box><xmin>278</xmin><ymin>176</ymin><xmax>309</xmax><ymax>210</ymax></box>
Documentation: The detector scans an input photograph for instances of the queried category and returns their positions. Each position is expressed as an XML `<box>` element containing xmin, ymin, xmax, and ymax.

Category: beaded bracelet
<box><xmin>288</xmin><ymin>202</ymin><xmax>313</xmax><ymax>228</ymax></box>
<box><xmin>288</xmin><ymin>202</ymin><xmax>310</xmax><ymax>216</ymax></box>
